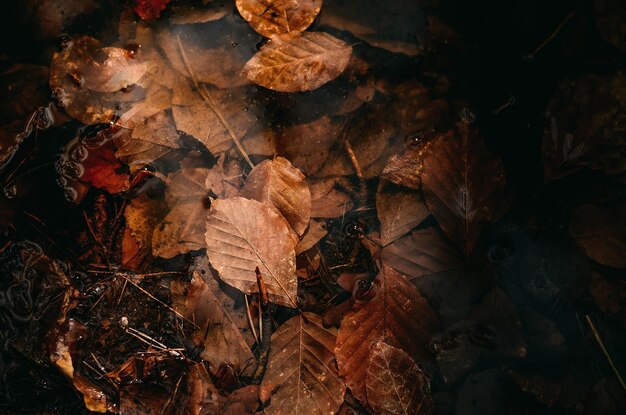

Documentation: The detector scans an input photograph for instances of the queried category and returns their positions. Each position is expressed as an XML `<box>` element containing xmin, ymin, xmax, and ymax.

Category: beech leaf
<box><xmin>241</xmin><ymin>157</ymin><xmax>311</xmax><ymax>236</ymax></box>
<box><xmin>376</xmin><ymin>181</ymin><xmax>430</xmax><ymax>246</ymax></box>
<box><xmin>335</xmin><ymin>266</ymin><xmax>439</xmax><ymax>405</ymax></box>
<box><xmin>261</xmin><ymin>312</ymin><xmax>346</xmax><ymax>414</ymax></box>
<box><xmin>366</xmin><ymin>341</ymin><xmax>434</xmax><ymax>415</ymax></box>
<box><xmin>421</xmin><ymin>123</ymin><xmax>511</xmax><ymax>257</ymax></box>
<box><xmin>244</xmin><ymin>31</ymin><xmax>352</xmax><ymax>92</ymax></box>
<box><xmin>205</xmin><ymin>197</ymin><xmax>298</xmax><ymax>307</ymax></box>
<box><xmin>236</xmin><ymin>0</ymin><xmax>323</xmax><ymax>38</ymax></box>
<box><xmin>309</xmin><ymin>178</ymin><xmax>353</xmax><ymax>218</ymax></box>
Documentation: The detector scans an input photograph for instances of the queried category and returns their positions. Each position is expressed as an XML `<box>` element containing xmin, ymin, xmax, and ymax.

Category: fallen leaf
<box><xmin>261</xmin><ymin>312</ymin><xmax>346</xmax><ymax>414</ymax></box>
<box><xmin>421</xmin><ymin>123</ymin><xmax>511</xmax><ymax>256</ymax></box>
<box><xmin>542</xmin><ymin>72</ymin><xmax>626</xmax><ymax>180</ymax></box>
<box><xmin>133</xmin><ymin>0</ymin><xmax>172</xmax><ymax>21</ymax></box>
<box><xmin>171</xmin><ymin>271</ymin><xmax>255</xmax><ymax>372</ymax></box>
<box><xmin>366</xmin><ymin>341</ymin><xmax>433</xmax><ymax>415</ymax></box>
<box><xmin>589</xmin><ymin>272</ymin><xmax>626</xmax><ymax>314</ymax></box>
<box><xmin>172</xmin><ymin>76</ymin><xmax>262</xmax><ymax>155</ymax></box>
<box><xmin>308</xmin><ymin>178</ymin><xmax>353</xmax><ymax>218</ymax></box>
<box><xmin>205</xmin><ymin>197</ymin><xmax>298</xmax><ymax>307</ymax></box>
<box><xmin>241</xmin><ymin>157</ymin><xmax>311</xmax><ymax>236</ymax></box>
<box><xmin>594</xmin><ymin>0</ymin><xmax>626</xmax><ymax>52</ymax></box>
<box><xmin>376</xmin><ymin>181</ymin><xmax>429</xmax><ymax>246</ymax></box>
<box><xmin>295</xmin><ymin>219</ymin><xmax>327</xmax><ymax>255</ymax></box>
<box><xmin>236</xmin><ymin>0</ymin><xmax>322</xmax><ymax>38</ymax></box>
<box><xmin>153</xmin><ymin>160</ymin><xmax>243</xmax><ymax>258</ymax></box>
<box><xmin>335</xmin><ymin>266</ymin><xmax>439</xmax><ymax>405</ymax></box>
<box><xmin>123</xmin><ymin>193</ymin><xmax>167</xmax><ymax>270</ymax></box>
<box><xmin>169</xmin><ymin>0</ymin><xmax>231</xmax><ymax>25</ymax></box>
<box><xmin>276</xmin><ymin>115</ymin><xmax>342</xmax><ymax>176</ymax></box>
<box><xmin>380</xmin><ymin>227</ymin><xmax>464</xmax><ymax>280</ymax></box>
<box><xmin>505</xmin><ymin>369</ymin><xmax>560</xmax><ymax>406</ymax></box>
<box><xmin>0</xmin><ymin>64</ymin><xmax>50</xmax><ymax>123</ymax></box>
<box><xmin>80</xmin><ymin>47</ymin><xmax>148</xmax><ymax>93</ymax></box>
<box><xmin>244</xmin><ymin>31</ymin><xmax>352</xmax><ymax>92</ymax></box>
<box><xmin>381</xmin><ymin>132</ymin><xmax>437</xmax><ymax>191</ymax></box>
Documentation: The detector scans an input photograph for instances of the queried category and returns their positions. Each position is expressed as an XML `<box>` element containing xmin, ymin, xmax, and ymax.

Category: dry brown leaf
<box><xmin>261</xmin><ymin>312</ymin><xmax>346</xmax><ymax>414</ymax></box>
<box><xmin>205</xmin><ymin>197</ymin><xmax>298</xmax><ymax>307</ymax></box>
<box><xmin>380</xmin><ymin>227</ymin><xmax>464</xmax><ymax>281</ymax></box>
<box><xmin>276</xmin><ymin>115</ymin><xmax>342</xmax><ymax>176</ymax></box>
<box><xmin>171</xmin><ymin>271</ymin><xmax>255</xmax><ymax>372</ymax></box>
<box><xmin>569</xmin><ymin>200</ymin><xmax>626</xmax><ymax>268</ymax></box>
<box><xmin>366</xmin><ymin>341</ymin><xmax>434</xmax><ymax>415</ymax></box>
<box><xmin>241</xmin><ymin>157</ymin><xmax>311</xmax><ymax>236</ymax></box>
<box><xmin>421</xmin><ymin>123</ymin><xmax>511</xmax><ymax>257</ymax></box>
<box><xmin>244</xmin><ymin>31</ymin><xmax>352</xmax><ymax>92</ymax></box>
<box><xmin>114</xmin><ymin>111</ymin><xmax>182</xmax><ymax>167</ymax></box>
<box><xmin>172</xmin><ymin>76</ymin><xmax>262</xmax><ymax>155</ymax></box>
<box><xmin>236</xmin><ymin>0</ymin><xmax>322</xmax><ymax>38</ymax></box>
<box><xmin>376</xmin><ymin>181</ymin><xmax>429</xmax><ymax>246</ymax></box>
<box><xmin>295</xmin><ymin>219</ymin><xmax>327</xmax><ymax>255</ymax></box>
<box><xmin>309</xmin><ymin>178</ymin><xmax>353</xmax><ymax>218</ymax></box>
<box><xmin>153</xmin><ymin>160</ymin><xmax>243</xmax><ymax>258</ymax></box>
<box><xmin>122</xmin><ymin>193</ymin><xmax>167</xmax><ymax>270</ymax></box>
<box><xmin>381</xmin><ymin>136</ymin><xmax>437</xmax><ymax>191</ymax></box>
<box><xmin>335</xmin><ymin>266</ymin><xmax>439</xmax><ymax>405</ymax></box>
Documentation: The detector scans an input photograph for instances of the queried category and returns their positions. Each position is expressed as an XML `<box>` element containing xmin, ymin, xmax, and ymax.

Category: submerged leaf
<box><xmin>236</xmin><ymin>0</ymin><xmax>322</xmax><ymax>38</ymax></box>
<box><xmin>261</xmin><ymin>312</ymin><xmax>345</xmax><ymax>414</ymax></box>
<box><xmin>244</xmin><ymin>31</ymin><xmax>352</xmax><ymax>92</ymax></box>
<box><xmin>205</xmin><ymin>197</ymin><xmax>298</xmax><ymax>307</ymax></box>
<box><xmin>376</xmin><ymin>181</ymin><xmax>429</xmax><ymax>246</ymax></box>
<box><xmin>241</xmin><ymin>157</ymin><xmax>311</xmax><ymax>236</ymax></box>
<box><xmin>366</xmin><ymin>341</ymin><xmax>433</xmax><ymax>415</ymax></box>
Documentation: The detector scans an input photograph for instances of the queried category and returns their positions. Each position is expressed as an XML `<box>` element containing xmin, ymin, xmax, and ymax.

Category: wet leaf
<box><xmin>380</xmin><ymin>227</ymin><xmax>464</xmax><ymax>281</ymax></box>
<box><xmin>205</xmin><ymin>197</ymin><xmax>298</xmax><ymax>307</ymax></box>
<box><xmin>172</xmin><ymin>76</ymin><xmax>262</xmax><ymax>155</ymax></box>
<box><xmin>261</xmin><ymin>312</ymin><xmax>346</xmax><ymax>414</ymax></box>
<box><xmin>0</xmin><ymin>64</ymin><xmax>50</xmax><ymax>123</ymax></box>
<box><xmin>569</xmin><ymin>200</ymin><xmax>626</xmax><ymax>268</ymax></box>
<box><xmin>295</xmin><ymin>219</ymin><xmax>327</xmax><ymax>255</ymax></box>
<box><xmin>241</xmin><ymin>157</ymin><xmax>311</xmax><ymax>236</ymax></box>
<box><xmin>376</xmin><ymin>181</ymin><xmax>429</xmax><ymax>246</ymax></box>
<box><xmin>421</xmin><ymin>123</ymin><xmax>511</xmax><ymax>256</ymax></box>
<box><xmin>335</xmin><ymin>266</ymin><xmax>439</xmax><ymax>405</ymax></box>
<box><xmin>133</xmin><ymin>0</ymin><xmax>172</xmax><ymax>21</ymax></box>
<box><xmin>169</xmin><ymin>0</ymin><xmax>231</xmax><ymax>25</ymax></box>
<box><xmin>542</xmin><ymin>72</ymin><xmax>626</xmax><ymax>180</ymax></box>
<box><xmin>589</xmin><ymin>272</ymin><xmax>626</xmax><ymax>314</ymax></box>
<box><xmin>80</xmin><ymin>47</ymin><xmax>148</xmax><ymax>93</ymax></box>
<box><xmin>171</xmin><ymin>271</ymin><xmax>255</xmax><ymax>372</ymax></box>
<box><xmin>381</xmin><ymin>133</ymin><xmax>436</xmax><ymax>191</ymax></box>
<box><xmin>594</xmin><ymin>0</ymin><xmax>626</xmax><ymax>52</ymax></box>
<box><xmin>365</xmin><ymin>341</ymin><xmax>433</xmax><ymax>415</ymax></box>
<box><xmin>236</xmin><ymin>0</ymin><xmax>322</xmax><ymax>38</ymax></box>
<box><xmin>309</xmin><ymin>178</ymin><xmax>353</xmax><ymax>218</ymax></box>
<box><xmin>153</xmin><ymin>160</ymin><xmax>243</xmax><ymax>258</ymax></box>
<box><xmin>244</xmin><ymin>31</ymin><xmax>352</xmax><ymax>92</ymax></box>
<box><xmin>123</xmin><ymin>193</ymin><xmax>167</xmax><ymax>270</ymax></box>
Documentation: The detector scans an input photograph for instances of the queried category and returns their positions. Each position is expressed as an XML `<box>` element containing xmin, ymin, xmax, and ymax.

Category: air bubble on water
<box><xmin>56</xmin><ymin>176</ymin><xmax>68</xmax><ymax>188</ymax></box>
<box><xmin>460</xmin><ymin>107</ymin><xmax>476</xmax><ymax>124</ymax></box>
<box><xmin>3</xmin><ymin>184</ymin><xmax>17</xmax><ymax>199</ymax></box>
<box><xmin>61</xmin><ymin>161</ymin><xmax>84</xmax><ymax>179</ymax></box>
<box><xmin>63</xmin><ymin>187</ymin><xmax>78</xmax><ymax>203</ymax></box>
<box><xmin>70</xmin><ymin>145</ymin><xmax>88</xmax><ymax>163</ymax></box>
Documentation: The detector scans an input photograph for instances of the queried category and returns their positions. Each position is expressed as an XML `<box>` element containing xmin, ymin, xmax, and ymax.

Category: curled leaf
<box><xmin>244</xmin><ymin>31</ymin><xmax>352</xmax><ymax>92</ymax></box>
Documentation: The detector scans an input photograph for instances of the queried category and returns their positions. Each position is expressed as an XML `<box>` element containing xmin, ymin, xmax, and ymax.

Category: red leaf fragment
<box><xmin>133</xmin><ymin>0</ymin><xmax>172</xmax><ymax>21</ymax></box>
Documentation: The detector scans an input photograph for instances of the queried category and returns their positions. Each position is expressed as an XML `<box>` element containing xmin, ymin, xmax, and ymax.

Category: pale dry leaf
<box><xmin>172</xmin><ymin>76</ymin><xmax>262</xmax><ymax>155</ymax></box>
<box><xmin>335</xmin><ymin>266</ymin><xmax>439</xmax><ymax>405</ymax></box>
<box><xmin>80</xmin><ymin>47</ymin><xmax>148</xmax><ymax>92</ymax></box>
<box><xmin>241</xmin><ymin>157</ymin><xmax>311</xmax><ymax>236</ymax></box>
<box><xmin>236</xmin><ymin>0</ymin><xmax>322</xmax><ymax>38</ymax></box>
<box><xmin>366</xmin><ymin>341</ymin><xmax>434</xmax><ymax>415</ymax></box>
<box><xmin>376</xmin><ymin>181</ymin><xmax>429</xmax><ymax>246</ymax></box>
<box><xmin>380</xmin><ymin>227</ymin><xmax>463</xmax><ymax>281</ymax></box>
<box><xmin>244</xmin><ymin>31</ymin><xmax>352</xmax><ymax>92</ymax></box>
<box><xmin>261</xmin><ymin>312</ymin><xmax>346</xmax><ymax>415</ymax></box>
<box><xmin>170</xmin><ymin>271</ymin><xmax>255</xmax><ymax>372</ymax></box>
<box><xmin>205</xmin><ymin>197</ymin><xmax>298</xmax><ymax>307</ymax></box>
<box><xmin>421</xmin><ymin>123</ymin><xmax>511</xmax><ymax>257</ymax></box>
<box><xmin>309</xmin><ymin>178</ymin><xmax>353</xmax><ymax>218</ymax></box>
<box><xmin>122</xmin><ymin>193</ymin><xmax>167</xmax><ymax>270</ymax></box>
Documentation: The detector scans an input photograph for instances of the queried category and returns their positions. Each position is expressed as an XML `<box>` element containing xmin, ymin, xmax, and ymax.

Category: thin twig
<box><xmin>244</xmin><ymin>295</ymin><xmax>260</xmax><ymax>345</ymax></box>
<box><xmin>176</xmin><ymin>35</ymin><xmax>254</xmax><ymax>169</ymax></box>
<box><xmin>252</xmin><ymin>267</ymin><xmax>273</xmax><ymax>384</ymax></box>
<box><xmin>344</xmin><ymin>139</ymin><xmax>363</xmax><ymax>179</ymax></box>
<box><xmin>525</xmin><ymin>10</ymin><xmax>575</xmax><ymax>61</ymax></box>
<box><xmin>585</xmin><ymin>315</ymin><xmax>626</xmax><ymax>392</ymax></box>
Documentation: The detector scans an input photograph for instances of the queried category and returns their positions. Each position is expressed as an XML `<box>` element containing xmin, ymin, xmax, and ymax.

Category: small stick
<box><xmin>344</xmin><ymin>139</ymin><xmax>363</xmax><ymax>179</ymax></box>
<box><xmin>585</xmin><ymin>315</ymin><xmax>626</xmax><ymax>392</ymax></box>
<box><xmin>244</xmin><ymin>294</ymin><xmax>260</xmax><ymax>345</ymax></box>
<box><xmin>252</xmin><ymin>267</ymin><xmax>273</xmax><ymax>384</ymax></box>
<box><xmin>525</xmin><ymin>10</ymin><xmax>575</xmax><ymax>61</ymax></box>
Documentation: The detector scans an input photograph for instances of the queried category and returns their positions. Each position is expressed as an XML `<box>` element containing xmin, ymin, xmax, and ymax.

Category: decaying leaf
<box><xmin>381</xmin><ymin>134</ymin><xmax>437</xmax><ymax>191</ymax></box>
<box><xmin>381</xmin><ymin>227</ymin><xmax>464</xmax><ymax>281</ymax></box>
<box><xmin>153</xmin><ymin>160</ymin><xmax>243</xmax><ymax>258</ymax></box>
<box><xmin>569</xmin><ymin>200</ymin><xmax>626</xmax><ymax>268</ymax></box>
<box><xmin>241</xmin><ymin>157</ymin><xmax>311</xmax><ymax>236</ymax></box>
<box><xmin>236</xmin><ymin>0</ymin><xmax>322</xmax><ymax>38</ymax></box>
<box><xmin>172</xmin><ymin>76</ymin><xmax>263</xmax><ymax>155</ymax></box>
<box><xmin>133</xmin><ymin>0</ymin><xmax>172</xmax><ymax>21</ymax></box>
<box><xmin>421</xmin><ymin>123</ymin><xmax>511</xmax><ymax>256</ymax></box>
<box><xmin>335</xmin><ymin>266</ymin><xmax>439</xmax><ymax>404</ymax></box>
<box><xmin>366</xmin><ymin>341</ymin><xmax>434</xmax><ymax>415</ymax></box>
<box><xmin>123</xmin><ymin>193</ymin><xmax>167</xmax><ymax>270</ymax></box>
<box><xmin>376</xmin><ymin>181</ymin><xmax>429</xmax><ymax>246</ymax></box>
<box><xmin>205</xmin><ymin>197</ymin><xmax>298</xmax><ymax>307</ymax></box>
<box><xmin>295</xmin><ymin>219</ymin><xmax>327</xmax><ymax>255</ymax></box>
<box><xmin>261</xmin><ymin>312</ymin><xmax>346</xmax><ymax>414</ymax></box>
<box><xmin>79</xmin><ymin>46</ymin><xmax>148</xmax><ymax>92</ymax></box>
<box><xmin>590</xmin><ymin>272</ymin><xmax>626</xmax><ymax>314</ymax></box>
<box><xmin>244</xmin><ymin>31</ymin><xmax>352</xmax><ymax>92</ymax></box>
<box><xmin>542</xmin><ymin>72</ymin><xmax>626</xmax><ymax>180</ymax></box>
<box><xmin>594</xmin><ymin>0</ymin><xmax>626</xmax><ymax>52</ymax></box>
<box><xmin>171</xmin><ymin>271</ymin><xmax>255</xmax><ymax>372</ymax></box>
<box><xmin>308</xmin><ymin>178</ymin><xmax>353</xmax><ymax>218</ymax></box>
